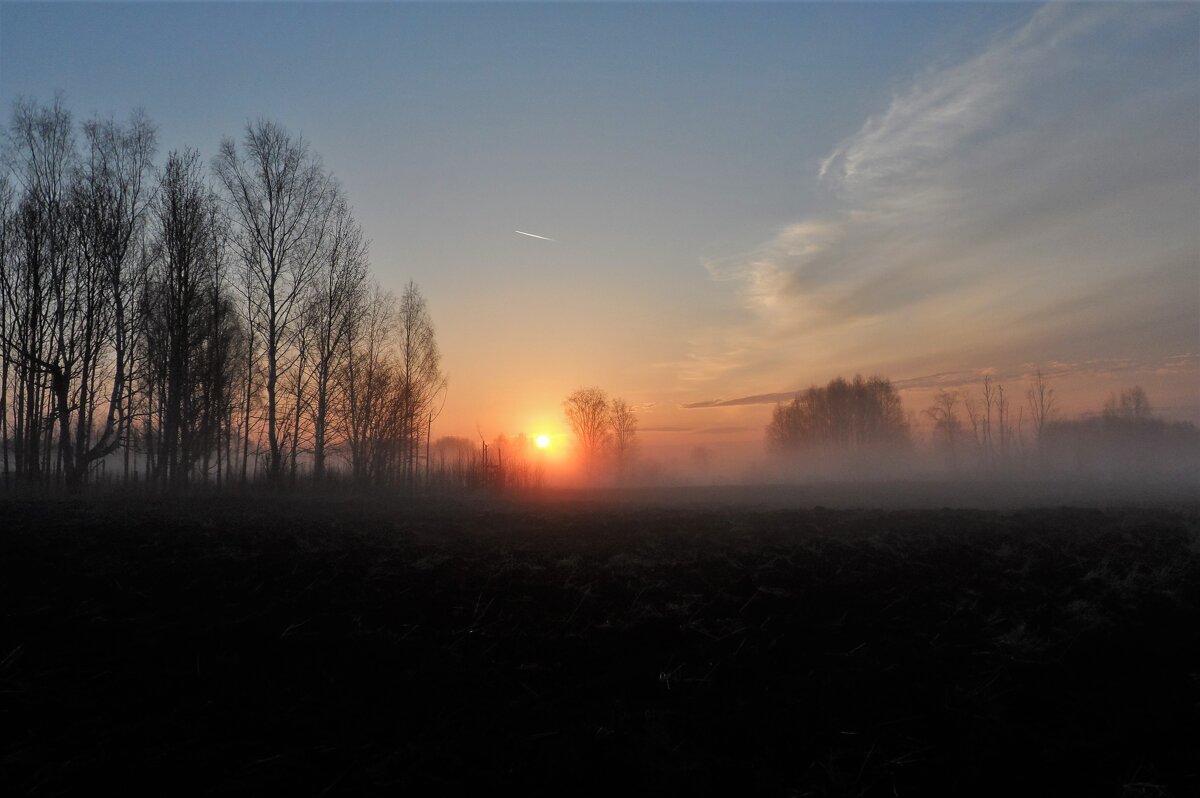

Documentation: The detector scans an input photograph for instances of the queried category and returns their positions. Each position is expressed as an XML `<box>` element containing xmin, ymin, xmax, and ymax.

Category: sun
<box><xmin>535</xmin><ymin>434</ymin><xmax>551</xmax><ymax>449</ymax></box>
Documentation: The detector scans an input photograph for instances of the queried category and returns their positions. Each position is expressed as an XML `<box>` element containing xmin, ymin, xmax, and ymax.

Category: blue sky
<box><xmin>2</xmin><ymin>2</ymin><xmax>1197</xmax><ymax>449</ymax></box>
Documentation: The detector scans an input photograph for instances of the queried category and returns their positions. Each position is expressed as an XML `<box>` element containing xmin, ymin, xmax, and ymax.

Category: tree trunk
<box><xmin>266</xmin><ymin>308</ymin><xmax>279</xmax><ymax>481</ymax></box>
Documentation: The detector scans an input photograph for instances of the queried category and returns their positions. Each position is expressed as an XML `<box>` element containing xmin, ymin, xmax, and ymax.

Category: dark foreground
<box><xmin>2</xmin><ymin>494</ymin><xmax>1198</xmax><ymax>796</ymax></box>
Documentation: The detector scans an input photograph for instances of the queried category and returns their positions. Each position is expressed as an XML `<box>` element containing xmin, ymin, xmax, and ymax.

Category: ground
<box><xmin>2</xmin><ymin>490</ymin><xmax>1198</xmax><ymax>796</ymax></box>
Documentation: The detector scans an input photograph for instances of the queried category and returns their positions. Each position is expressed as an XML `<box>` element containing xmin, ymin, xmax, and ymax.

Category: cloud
<box><xmin>817</xmin><ymin>4</ymin><xmax>1098</xmax><ymax>204</ymax></box>
<box><xmin>683</xmin><ymin>354</ymin><xmax>1200</xmax><ymax>411</ymax></box>
<box><xmin>685</xmin><ymin>4</ymin><xmax>1199</xmax><ymax>404</ymax></box>
<box><xmin>683</xmin><ymin>391</ymin><xmax>800</xmax><ymax>410</ymax></box>
<box><xmin>891</xmin><ymin>354</ymin><xmax>1200</xmax><ymax>393</ymax></box>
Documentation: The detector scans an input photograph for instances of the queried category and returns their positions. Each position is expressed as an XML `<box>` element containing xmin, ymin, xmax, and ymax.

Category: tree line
<box><xmin>766</xmin><ymin>375</ymin><xmax>909</xmax><ymax>454</ymax></box>
<box><xmin>768</xmin><ymin>372</ymin><xmax>1198</xmax><ymax>479</ymax></box>
<box><xmin>0</xmin><ymin>96</ymin><xmax>444</xmax><ymax>490</ymax></box>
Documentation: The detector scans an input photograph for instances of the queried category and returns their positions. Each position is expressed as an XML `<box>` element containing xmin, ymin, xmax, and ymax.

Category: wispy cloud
<box><xmin>683</xmin><ymin>391</ymin><xmax>800</xmax><ymax>410</ymax></box>
<box><xmin>685</xmin><ymin>4</ymin><xmax>1199</xmax><ymax>407</ymax></box>
<box><xmin>817</xmin><ymin>4</ymin><xmax>1101</xmax><ymax>205</ymax></box>
<box><xmin>683</xmin><ymin>354</ymin><xmax>1200</xmax><ymax>411</ymax></box>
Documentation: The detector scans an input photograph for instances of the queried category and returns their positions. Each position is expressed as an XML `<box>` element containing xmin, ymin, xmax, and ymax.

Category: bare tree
<box><xmin>145</xmin><ymin>148</ymin><xmax>219</xmax><ymax>486</ymax></box>
<box><xmin>74</xmin><ymin>111</ymin><xmax>156</xmax><ymax>486</ymax></box>
<box><xmin>0</xmin><ymin>96</ymin><xmax>75</xmax><ymax>482</ymax></box>
<box><xmin>0</xmin><ymin>98</ymin><xmax>156</xmax><ymax>487</ymax></box>
<box><xmin>197</xmin><ymin>276</ymin><xmax>244</xmax><ymax>487</ymax></box>
<box><xmin>564</xmin><ymin>387</ymin><xmax>610</xmax><ymax>477</ymax></box>
<box><xmin>980</xmin><ymin>375</ymin><xmax>996</xmax><ymax>465</ymax></box>
<box><xmin>307</xmin><ymin>191</ymin><xmax>367</xmax><ymax>483</ymax></box>
<box><xmin>609</xmin><ymin>397</ymin><xmax>638</xmax><ymax>479</ymax></box>
<box><xmin>924</xmin><ymin>388</ymin><xmax>963</xmax><ymax>466</ymax></box>
<box><xmin>213</xmin><ymin>120</ymin><xmax>332</xmax><ymax>481</ymax></box>
<box><xmin>339</xmin><ymin>284</ymin><xmax>394</xmax><ymax>486</ymax></box>
<box><xmin>0</xmin><ymin>177</ymin><xmax>12</xmax><ymax>484</ymax></box>
<box><xmin>232</xmin><ymin>233</ymin><xmax>263</xmax><ymax>486</ymax></box>
<box><xmin>394</xmin><ymin>281</ymin><xmax>445</xmax><ymax>490</ymax></box>
<box><xmin>996</xmin><ymin>383</ymin><xmax>1009</xmax><ymax>460</ymax></box>
<box><xmin>0</xmin><ymin>97</ymin><xmax>457</xmax><ymax>493</ymax></box>
<box><xmin>1026</xmin><ymin>367</ymin><xmax>1057</xmax><ymax>451</ymax></box>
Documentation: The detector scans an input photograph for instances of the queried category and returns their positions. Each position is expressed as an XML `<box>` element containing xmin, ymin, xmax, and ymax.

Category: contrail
<box><xmin>515</xmin><ymin>230</ymin><xmax>555</xmax><ymax>242</ymax></box>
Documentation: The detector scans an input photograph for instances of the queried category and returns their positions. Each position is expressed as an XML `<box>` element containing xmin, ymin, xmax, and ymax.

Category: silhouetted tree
<box><xmin>980</xmin><ymin>376</ymin><xmax>996</xmax><ymax>464</ymax></box>
<box><xmin>0</xmin><ymin>175</ymin><xmax>18</xmax><ymax>485</ymax></box>
<box><xmin>75</xmin><ymin>111</ymin><xmax>156</xmax><ymax>486</ymax></box>
<box><xmin>0</xmin><ymin>96</ymin><xmax>76</xmax><ymax>482</ymax></box>
<box><xmin>960</xmin><ymin>374</ymin><xmax>1025</xmax><ymax>469</ymax></box>
<box><xmin>609</xmin><ymin>397</ymin><xmax>638</xmax><ymax>479</ymax></box>
<box><xmin>0</xmin><ymin>96</ymin><xmax>459</xmax><ymax>492</ymax></box>
<box><xmin>197</xmin><ymin>285</ymin><xmax>244</xmax><ymax>486</ymax></box>
<box><xmin>0</xmin><ymin>98</ymin><xmax>156</xmax><ymax>487</ymax></box>
<box><xmin>145</xmin><ymin>148</ymin><xmax>220</xmax><ymax>486</ymax></box>
<box><xmin>307</xmin><ymin>190</ymin><xmax>367</xmax><ymax>483</ymax></box>
<box><xmin>214</xmin><ymin>120</ymin><xmax>333</xmax><ymax>482</ymax></box>
<box><xmin>233</xmin><ymin>245</ymin><xmax>263</xmax><ymax>485</ymax></box>
<box><xmin>564</xmin><ymin>387</ymin><xmax>610</xmax><ymax>476</ymax></box>
<box><xmin>339</xmin><ymin>284</ymin><xmax>394</xmax><ymax>486</ymax></box>
<box><xmin>283</xmin><ymin>302</ymin><xmax>314</xmax><ymax>482</ymax></box>
<box><xmin>924</xmin><ymin>388</ymin><xmax>963</xmax><ymax>466</ymax></box>
<box><xmin>1026</xmin><ymin>369</ymin><xmax>1056</xmax><ymax>445</ymax></box>
<box><xmin>395</xmin><ymin>280</ymin><xmax>445</xmax><ymax>491</ymax></box>
<box><xmin>0</xmin><ymin>176</ymin><xmax>11</xmax><ymax>484</ymax></box>
<box><xmin>767</xmin><ymin>375</ymin><xmax>908</xmax><ymax>455</ymax></box>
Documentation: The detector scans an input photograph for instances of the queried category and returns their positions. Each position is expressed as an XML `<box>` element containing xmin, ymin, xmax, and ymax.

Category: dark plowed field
<box><xmin>2</xmin><ymin>495</ymin><xmax>1198</xmax><ymax>796</ymax></box>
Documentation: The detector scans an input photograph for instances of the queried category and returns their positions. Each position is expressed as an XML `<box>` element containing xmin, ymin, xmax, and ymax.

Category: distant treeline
<box><xmin>768</xmin><ymin>374</ymin><xmax>1199</xmax><ymax>480</ymax></box>
<box><xmin>766</xmin><ymin>375</ymin><xmax>908</xmax><ymax>454</ymax></box>
<box><xmin>428</xmin><ymin>434</ymin><xmax>548</xmax><ymax>492</ymax></box>
<box><xmin>0</xmin><ymin>96</ymin><xmax>444</xmax><ymax>490</ymax></box>
<box><xmin>427</xmin><ymin>387</ymin><xmax>642</xmax><ymax>490</ymax></box>
<box><xmin>1040</xmin><ymin>388</ymin><xmax>1200</xmax><ymax>478</ymax></box>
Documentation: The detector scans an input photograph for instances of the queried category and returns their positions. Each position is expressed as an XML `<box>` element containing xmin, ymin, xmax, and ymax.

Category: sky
<box><xmin>2</xmin><ymin>2</ymin><xmax>1197</xmax><ymax>465</ymax></box>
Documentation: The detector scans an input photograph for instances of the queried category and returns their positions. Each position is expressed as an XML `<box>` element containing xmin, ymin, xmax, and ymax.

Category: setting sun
<box><xmin>535</xmin><ymin>434</ymin><xmax>551</xmax><ymax>449</ymax></box>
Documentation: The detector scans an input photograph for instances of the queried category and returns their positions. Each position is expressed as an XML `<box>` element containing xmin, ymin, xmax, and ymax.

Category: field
<box><xmin>2</xmin><ymin>490</ymin><xmax>1198</xmax><ymax>796</ymax></box>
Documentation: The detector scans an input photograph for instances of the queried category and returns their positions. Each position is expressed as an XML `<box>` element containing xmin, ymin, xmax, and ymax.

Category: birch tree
<box><xmin>214</xmin><ymin>120</ymin><xmax>332</xmax><ymax>481</ymax></box>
